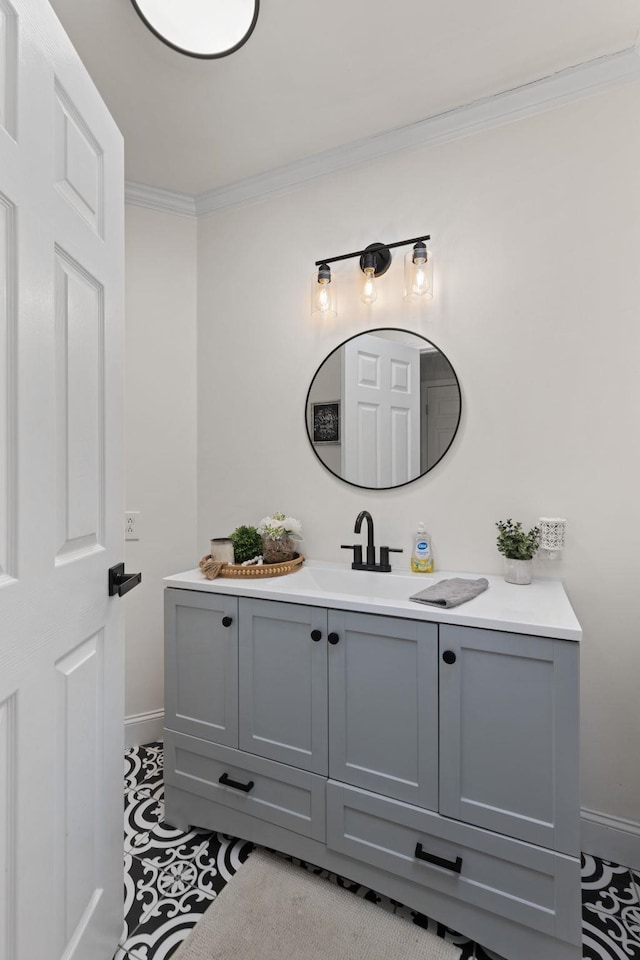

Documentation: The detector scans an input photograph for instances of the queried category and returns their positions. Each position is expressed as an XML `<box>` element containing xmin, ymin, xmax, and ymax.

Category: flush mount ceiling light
<box><xmin>130</xmin><ymin>0</ymin><xmax>260</xmax><ymax>59</ymax></box>
<box><xmin>312</xmin><ymin>235</ymin><xmax>432</xmax><ymax>319</ymax></box>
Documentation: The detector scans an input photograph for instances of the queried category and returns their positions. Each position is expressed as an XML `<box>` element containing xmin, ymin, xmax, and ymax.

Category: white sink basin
<box><xmin>267</xmin><ymin>563</ymin><xmax>434</xmax><ymax>601</ymax></box>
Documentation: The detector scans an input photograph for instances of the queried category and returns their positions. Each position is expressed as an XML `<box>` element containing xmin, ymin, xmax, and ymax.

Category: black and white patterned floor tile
<box><xmin>117</xmin><ymin>744</ymin><xmax>640</xmax><ymax>960</ymax></box>
<box><xmin>118</xmin><ymin>755</ymin><xmax>253</xmax><ymax>960</ymax></box>
<box><xmin>124</xmin><ymin>742</ymin><xmax>164</xmax><ymax>794</ymax></box>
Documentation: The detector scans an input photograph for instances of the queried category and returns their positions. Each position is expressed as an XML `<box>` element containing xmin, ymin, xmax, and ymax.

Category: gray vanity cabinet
<box><xmin>163</xmin><ymin>584</ymin><xmax>582</xmax><ymax>960</ymax></box>
<box><xmin>164</xmin><ymin>589</ymin><xmax>238</xmax><ymax>745</ymax></box>
<box><xmin>438</xmin><ymin>625</ymin><xmax>580</xmax><ymax>856</ymax></box>
<box><xmin>327</xmin><ymin>610</ymin><xmax>438</xmax><ymax>809</ymax></box>
<box><xmin>238</xmin><ymin>598</ymin><xmax>328</xmax><ymax>774</ymax></box>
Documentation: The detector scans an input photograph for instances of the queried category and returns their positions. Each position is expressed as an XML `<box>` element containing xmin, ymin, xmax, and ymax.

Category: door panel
<box><xmin>439</xmin><ymin>625</ymin><xmax>580</xmax><ymax>855</ymax></box>
<box><xmin>0</xmin><ymin>0</ymin><xmax>18</xmax><ymax>140</ymax></box>
<box><xmin>54</xmin><ymin>633</ymin><xmax>104</xmax><ymax>952</ymax></box>
<box><xmin>54</xmin><ymin>80</ymin><xmax>104</xmax><ymax>236</ymax></box>
<box><xmin>238</xmin><ymin>598</ymin><xmax>328</xmax><ymax>774</ymax></box>
<box><xmin>0</xmin><ymin>3</ymin><xmax>124</xmax><ymax>958</ymax></box>
<box><xmin>0</xmin><ymin>692</ymin><xmax>17</xmax><ymax>960</ymax></box>
<box><xmin>0</xmin><ymin>191</ymin><xmax>16</xmax><ymax>583</ymax></box>
<box><xmin>164</xmin><ymin>589</ymin><xmax>239</xmax><ymax>746</ymax></box>
<box><xmin>328</xmin><ymin>610</ymin><xmax>438</xmax><ymax>809</ymax></box>
<box><xmin>54</xmin><ymin>248</ymin><xmax>104</xmax><ymax>561</ymax></box>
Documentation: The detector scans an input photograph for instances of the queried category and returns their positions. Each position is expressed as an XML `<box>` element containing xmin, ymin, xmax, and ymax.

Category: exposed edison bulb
<box><xmin>311</xmin><ymin>263</ymin><xmax>337</xmax><ymax>319</ymax></box>
<box><xmin>361</xmin><ymin>265</ymin><xmax>377</xmax><ymax>305</ymax></box>
<box><xmin>403</xmin><ymin>242</ymin><xmax>433</xmax><ymax>302</ymax></box>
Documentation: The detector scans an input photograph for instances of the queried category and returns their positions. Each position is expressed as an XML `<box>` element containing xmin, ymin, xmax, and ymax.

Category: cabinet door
<box><xmin>328</xmin><ymin>610</ymin><xmax>438</xmax><ymax>809</ymax></box>
<box><xmin>164</xmin><ymin>589</ymin><xmax>238</xmax><ymax>746</ymax></box>
<box><xmin>439</xmin><ymin>625</ymin><xmax>580</xmax><ymax>855</ymax></box>
<box><xmin>238</xmin><ymin>598</ymin><xmax>328</xmax><ymax>774</ymax></box>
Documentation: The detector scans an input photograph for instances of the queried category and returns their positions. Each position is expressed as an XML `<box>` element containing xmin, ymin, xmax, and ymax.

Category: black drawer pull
<box><xmin>414</xmin><ymin>842</ymin><xmax>462</xmax><ymax>874</ymax></box>
<box><xmin>311</xmin><ymin>629</ymin><xmax>322</xmax><ymax>642</ymax></box>
<box><xmin>218</xmin><ymin>772</ymin><xmax>254</xmax><ymax>793</ymax></box>
<box><xmin>442</xmin><ymin>650</ymin><xmax>456</xmax><ymax>665</ymax></box>
<box><xmin>328</xmin><ymin>632</ymin><xmax>340</xmax><ymax>645</ymax></box>
<box><xmin>222</xmin><ymin>616</ymin><xmax>233</xmax><ymax>627</ymax></box>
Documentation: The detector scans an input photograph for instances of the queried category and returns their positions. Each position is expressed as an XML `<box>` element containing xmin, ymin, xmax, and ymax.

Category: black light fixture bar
<box><xmin>315</xmin><ymin>235</ymin><xmax>430</xmax><ymax>268</ymax></box>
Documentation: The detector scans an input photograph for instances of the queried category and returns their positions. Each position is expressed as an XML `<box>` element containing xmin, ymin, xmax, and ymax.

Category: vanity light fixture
<box><xmin>312</xmin><ymin>234</ymin><xmax>430</xmax><ymax>319</ymax></box>
<box><xmin>311</xmin><ymin>263</ymin><xmax>338</xmax><ymax>320</ymax></box>
<box><xmin>404</xmin><ymin>240</ymin><xmax>433</xmax><ymax>302</ymax></box>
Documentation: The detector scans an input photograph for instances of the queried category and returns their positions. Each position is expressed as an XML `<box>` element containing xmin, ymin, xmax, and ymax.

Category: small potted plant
<box><xmin>257</xmin><ymin>512</ymin><xmax>303</xmax><ymax>564</ymax></box>
<box><xmin>495</xmin><ymin>519</ymin><xmax>540</xmax><ymax>585</ymax></box>
<box><xmin>229</xmin><ymin>525</ymin><xmax>263</xmax><ymax>564</ymax></box>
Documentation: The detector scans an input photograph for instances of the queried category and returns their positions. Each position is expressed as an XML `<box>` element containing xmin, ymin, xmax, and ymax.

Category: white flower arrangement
<box><xmin>257</xmin><ymin>512</ymin><xmax>303</xmax><ymax>541</ymax></box>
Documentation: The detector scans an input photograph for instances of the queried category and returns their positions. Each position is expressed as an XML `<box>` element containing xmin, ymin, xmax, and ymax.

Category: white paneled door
<box><xmin>0</xmin><ymin>3</ymin><xmax>124</xmax><ymax>960</ymax></box>
<box><xmin>343</xmin><ymin>334</ymin><xmax>420</xmax><ymax>488</ymax></box>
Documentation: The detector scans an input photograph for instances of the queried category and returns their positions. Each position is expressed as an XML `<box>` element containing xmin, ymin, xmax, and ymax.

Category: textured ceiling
<box><xmin>49</xmin><ymin>0</ymin><xmax>640</xmax><ymax>196</ymax></box>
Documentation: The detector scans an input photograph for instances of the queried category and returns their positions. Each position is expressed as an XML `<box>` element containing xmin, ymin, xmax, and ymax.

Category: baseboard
<box><xmin>125</xmin><ymin>709</ymin><xmax>164</xmax><ymax>749</ymax></box>
<box><xmin>581</xmin><ymin>808</ymin><xmax>640</xmax><ymax>872</ymax></box>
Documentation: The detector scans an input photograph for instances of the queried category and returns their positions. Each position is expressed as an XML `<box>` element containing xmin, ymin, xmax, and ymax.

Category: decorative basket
<box><xmin>199</xmin><ymin>553</ymin><xmax>304</xmax><ymax>580</ymax></box>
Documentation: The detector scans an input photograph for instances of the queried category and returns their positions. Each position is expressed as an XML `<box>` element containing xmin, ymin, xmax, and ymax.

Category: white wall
<box><xmin>125</xmin><ymin>205</ymin><xmax>198</xmax><ymax>727</ymax></box>
<box><xmin>197</xmin><ymin>81</ymin><xmax>640</xmax><ymax>826</ymax></box>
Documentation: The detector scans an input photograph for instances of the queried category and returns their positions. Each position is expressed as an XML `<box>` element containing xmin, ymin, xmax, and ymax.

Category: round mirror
<box><xmin>130</xmin><ymin>0</ymin><xmax>259</xmax><ymax>59</ymax></box>
<box><xmin>305</xmin><ymin>328</ymin><xmax>461</xmax><ymax>490</ymax></box>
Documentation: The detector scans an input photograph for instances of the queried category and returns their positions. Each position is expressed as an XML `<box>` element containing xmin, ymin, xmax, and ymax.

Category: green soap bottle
<box><xmin>411</xmin><ymin>522</ymin><xmax>434</xmax><ymax>573</ymax></box>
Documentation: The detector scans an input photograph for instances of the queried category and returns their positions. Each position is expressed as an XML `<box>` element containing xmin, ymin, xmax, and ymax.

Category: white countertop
<box><xmin>164</xmin><ymin>560</ymin><xmax>581</xmax><ymax>641</ymax></box>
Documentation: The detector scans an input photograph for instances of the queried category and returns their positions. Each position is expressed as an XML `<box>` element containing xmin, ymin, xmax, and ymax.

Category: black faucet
<box><xmin>355</xmin><ymin>510</ymin><xmax>376</xmax><ymax>566</ymax></box>
<box><xmin>341</xmin><ymin>511</ymin><xmax>403</xmax><ymax>572</ymax></box>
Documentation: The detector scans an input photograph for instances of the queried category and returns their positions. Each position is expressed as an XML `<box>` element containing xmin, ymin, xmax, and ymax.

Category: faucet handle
<box><xmin>341</xmin><ymin>544</ymin><xmax>363</xmax><ymax>566</ymax></box>
<box><xmin>379</xmin><ymin>546</ymin><xmax>403</xmax><ymax>569</ymax></box>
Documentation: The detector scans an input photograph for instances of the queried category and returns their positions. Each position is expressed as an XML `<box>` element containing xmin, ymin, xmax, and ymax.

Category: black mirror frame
<box><xmin>304</xmin><ymin>327</ymin><xmax>462</xmax><ymax>491</ymax></box>
<box><xmin>130</xmin><ymin>0</ymin><xmax>260</xmax><ymax>60</ymax></box>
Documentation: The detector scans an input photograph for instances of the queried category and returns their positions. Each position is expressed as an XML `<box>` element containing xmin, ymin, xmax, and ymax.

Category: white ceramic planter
<box><xmin>504</xmin><ymin>557</ymin><xmax>533</xmax><ymax>585</ymax></box>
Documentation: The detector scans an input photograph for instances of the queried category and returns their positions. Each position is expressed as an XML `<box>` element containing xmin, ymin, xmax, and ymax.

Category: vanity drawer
<box><xmin>165</xmin><ymin>729</ymin><xmax>326</xmax><ymax>842</ymax></box>
<box><xmin>326</xmin><ymin>782</ymin><xmax>580</xmax><ymax>944</ymax></box>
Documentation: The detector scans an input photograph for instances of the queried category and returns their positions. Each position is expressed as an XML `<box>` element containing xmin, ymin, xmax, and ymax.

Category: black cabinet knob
<box><xmin>442</xmin><ymin>650</ymin><xmax>456</xmax><ymax>665</ymax></box>
<box><xmin>310</xmin><ymin>629</ymin><xmax>322</xmax><ymax>642</ymax></box>
<box><xmin>222</xmin><ymin>616</ymin><xmax>233</xmax><ymax>627</ymax></box>
<box><xmin>328</xmin><ymin>632</ymin><xmax>340</xmax><ymax>645</ymax></box>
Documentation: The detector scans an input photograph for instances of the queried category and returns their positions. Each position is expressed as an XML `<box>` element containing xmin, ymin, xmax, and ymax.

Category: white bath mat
<box><xmin>175</xmin><ymin>849</ymin><xmax>461</xmax><ymax>960</ymax></box>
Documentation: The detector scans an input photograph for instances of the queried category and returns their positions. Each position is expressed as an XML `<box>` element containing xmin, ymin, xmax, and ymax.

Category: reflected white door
<box><xmin>343</xmin><ymin>334</ymin><xmax>420</xmax><ymax>487</ymax></box>
<box><xmin>0</xmin><ymin>2</ymin><xmax>124</xmax><ymax>959</ymax></box>
<box><xmin>426</xmin><ymin>383</ymin><xmax>460</xmax><ymax>470</ymax></box>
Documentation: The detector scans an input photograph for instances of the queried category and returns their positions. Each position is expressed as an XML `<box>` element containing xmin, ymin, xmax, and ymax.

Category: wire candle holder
<box><xmin>538</xmin><ymin>517</ymin><xmax>567</xmax><ymax>559</ymax></box>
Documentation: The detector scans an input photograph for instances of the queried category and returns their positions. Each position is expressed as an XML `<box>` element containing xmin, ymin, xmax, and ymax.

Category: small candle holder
<box><xmin>210</xmin><ymin>537</ymin><xmax>235</xmax><ymax>565</ymax></box>
<box><xmin>538</xmin><ymin>518</ymin><xmax>567</xmax><ymax>560</ymax></box>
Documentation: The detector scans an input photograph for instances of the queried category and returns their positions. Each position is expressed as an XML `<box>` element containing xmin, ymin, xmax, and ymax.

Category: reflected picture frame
<box><xmin>312</xmin><ymin>401</ymin><xmax>340</xmax><ymax>445</ymax></box>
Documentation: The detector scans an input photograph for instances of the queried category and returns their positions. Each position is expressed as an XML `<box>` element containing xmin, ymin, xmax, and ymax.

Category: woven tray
<box><xmin>199</xmin><ymin>553</ymin><xmax>304</xmax><ymax>580</ymax></box>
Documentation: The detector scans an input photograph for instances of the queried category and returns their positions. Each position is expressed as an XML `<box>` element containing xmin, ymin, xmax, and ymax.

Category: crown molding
<box><xmin>124</xmin><ymin>47</ymin><xmax>640</xmax><ymax>220</ymax></box>
<box><xmin>125</xmin><ymin>180</ymin><xmax>197</xmax><ymax>218</ymax></box>
<box><xmin>195</xmin><ymin>46</ymin><xmax>640</xmax><ymax>217</ymax></box>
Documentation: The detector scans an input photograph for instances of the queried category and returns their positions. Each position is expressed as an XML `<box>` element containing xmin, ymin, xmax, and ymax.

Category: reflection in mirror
<box><xmin>305</xmin><ymin>329</ymin><xmax>461</xmax><ymax>490</ymax></box>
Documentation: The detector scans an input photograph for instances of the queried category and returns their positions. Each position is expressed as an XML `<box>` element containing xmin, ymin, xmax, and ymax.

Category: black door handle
<box><xmin>310</xmin><ymin>629</ymin><xmax>322</xmax><ymax>642</ymax></box>
<box><xmin>108</xmin><ymin>563</ymin><xmax>142</xmax><ymax>597</ymax></box>
<box><xmin>328</xmin><ymin>632</ymin><xmax>340</xmax><ymax>645</ymax></box>
<box><xmin>218</xmin><ymin>772</ymin><xmax>254</xmax><ymax>793</ymax></box>
<box><xmin>222</xmin><ymin>616</ymin><xmax>233</xmax><ymax>627</ymax></box>
<box><xmin>442</xmin><ymin>650</ymin><xmax>457</xmax><ymax>665</ymax></box>
<box><xmin>414</xmin><ymin>842</ymin><xmax>462</xmax><ymax>874</ymax></box>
